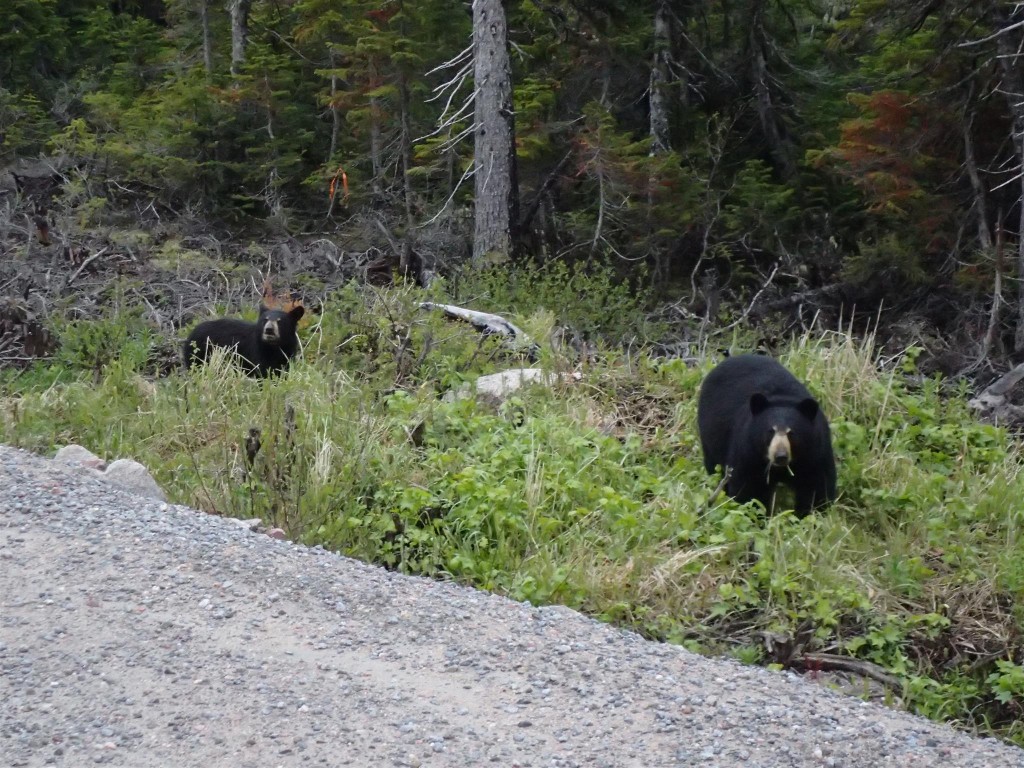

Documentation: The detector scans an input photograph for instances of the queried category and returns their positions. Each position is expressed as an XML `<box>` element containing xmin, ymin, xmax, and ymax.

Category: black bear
<box><xmin>697</xmin><ymin>353</ymin><xmax>837</xmax><ymax>517</ymax></box>
<box><xmin>183</xmin><ymin>304</ymin><xmax>305</xmax><ymax>378</ymax></box>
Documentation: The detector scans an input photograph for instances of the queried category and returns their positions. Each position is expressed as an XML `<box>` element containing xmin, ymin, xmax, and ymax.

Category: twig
<box><xmin>66</xmin><ymin>246</ymin><xmax>109</xmax><ymax>284</ymax></box>
<box><xmin>703</xmin><ymin>466</ymin><xmax>732</xmax><ymax>513</ymax></box>
<box><xmin>717</xmin><ymin>262</ymin><xmax>781</xmax><ymax>332</ymax></box>
<box><xmin>748</xmin><ymin>282</ymin><xmax>849</xmax><ymax>319</ymax></box>
<box><xmin>519</xmin><ymin>150</ymin><xmax>573</xmax><ymax>232</ymax></box>
<box><xmin>422</xmin><ymin>161</ymin><xmax>475</xmax><ymax>226</ymax></box>
<box><xmin>957</xmin><ymin>19</ymin><xmax>1024</xmax><ymax>48</ymax></box>
<box><xmin>794</xmin><ymin>652</ymin><xmax>902</xmax><ymax>692</ymax></box>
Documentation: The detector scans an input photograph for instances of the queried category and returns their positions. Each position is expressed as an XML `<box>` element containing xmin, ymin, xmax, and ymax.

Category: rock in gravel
<box><xmin>1</xmin><ymin>444</ymin><xmax>1022</xmax><ymax>768</ymax></box>
<box><xmin>100</xmin><ymin>458</ymin><xmax>167</xmax><ymax>502</ymax></box>
<box><xmin>53</xmin><ymin>444</ymin><xmax>107</xmax><ymax>470</ymax></box>
<box><xmin>51</xmin><ymin>445</ymin><xmax>166</xmax><ymax>501</ymax></box>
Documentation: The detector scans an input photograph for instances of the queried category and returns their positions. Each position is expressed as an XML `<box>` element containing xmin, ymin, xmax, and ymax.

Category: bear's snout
<box><xmin>260</xmin><ymin>319</ymin><xmax>282</xmax><ymax>344</ymax></box>
<box><xmin>767</xmin><ymin>428</ymin><xmax>792</xmax><ymax>467</ymax></box>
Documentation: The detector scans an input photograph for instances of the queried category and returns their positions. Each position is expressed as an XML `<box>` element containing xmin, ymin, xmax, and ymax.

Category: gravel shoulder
<box><xmin>2</xmin><ymin>444</ymin><xmax>1022</xmax><ymax>768</ymax></box>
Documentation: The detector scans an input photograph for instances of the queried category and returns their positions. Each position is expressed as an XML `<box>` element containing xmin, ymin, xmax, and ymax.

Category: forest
<box><xmin>2</xmin><ymin>0</ymin><xmax>1024</xmax><ymax>749</ymax></box>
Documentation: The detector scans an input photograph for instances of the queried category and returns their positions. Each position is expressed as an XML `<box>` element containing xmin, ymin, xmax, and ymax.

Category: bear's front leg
<box><xmin>726</xmin><ymin>465</ymin><xmax>773</xmax><ymax>513</ymax></box>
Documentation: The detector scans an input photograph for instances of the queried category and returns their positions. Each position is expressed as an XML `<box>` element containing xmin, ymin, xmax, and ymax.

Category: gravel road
<box><xmin>2</xmin><ymin>444</ymin><xmax>1022</xmax><ymax>768</ymax></box>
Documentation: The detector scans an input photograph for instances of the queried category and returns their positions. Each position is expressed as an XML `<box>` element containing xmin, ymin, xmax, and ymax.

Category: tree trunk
<box><xmin>200</xmin><ymin>0</ymin><xmax>213</xmax><ymax>76</ymax></box>
<box><xmin>749</xmin><ymin>0</ymin><xmax>795</xmax><ymax>179</ymax></box>
<box><xmin>962</xmin><ymin>109</ymin><xmax>992</xmax><ymax>251</ymax></box>
<box><xmin>993</xmin><ymin>7</ymin><xmax>1024</xmax><ymax>352</ymax></box>
<box><xmin>471</xmin><ymin>0</ymin><xmax>519</xmax><ymax>265</ymax></box>
<box><xmin>648</xmin><ymin>1</ymin><xmax>684</xmax><ymax>285</ymax></box>
<box><xmin>228</xmin><ymin>0</ymin><xmax>251</xmax><ymax>77</ymax></box>
<box><xmin>399</xmin><ymin>71</ymin><xmax>417</xmax><ymax>279</ymax></box>
<box><xmin>328</xmin><ymin>51</ymin><xmax>340</xmax><ymax>163</ymax></box>
<box><xmin>649</xmin><ymin>1</ymin><xmax>673</xmax><ymax>156</ymax></box>
<box><xmin>370</xmin><ymin>95</ymin><xmax>384</xmax><ymax>203</ymax></box>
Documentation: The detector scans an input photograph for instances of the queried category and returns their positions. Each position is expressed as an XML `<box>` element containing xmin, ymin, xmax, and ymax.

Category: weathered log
<box><xmin>968</xmin><ymin>362</ymin><xmax>1024</xmax><ymax>424</ymax></box>
<box><xmin>419</xmin><ymin>302</ymin><xmax>539</xmax><ymax>359</ymax></box>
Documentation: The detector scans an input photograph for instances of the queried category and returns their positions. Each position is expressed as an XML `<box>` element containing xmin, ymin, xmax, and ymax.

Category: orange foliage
<box><xmin>821</xmin><ymin>89</ymin><xmax>956</xmax><ymax>251</ymax></box>
<box><xmin>329</xmin><ymin>166</ymin><xmax>349</xmax><ymax>204</ymax></box>
<box><xmin>832</xmin><ymin>92</ymin><xmax>948</xmax><ymax>207</ymax></box>
<box><xmin>367</xmin><ymin>3</ymin><xmax>399</xmax><ymax>26</ymax></box>
<box><xmin>261</xmin><ymin>280</ymin><xmax>307</xmax><ymax>324</ymax></box>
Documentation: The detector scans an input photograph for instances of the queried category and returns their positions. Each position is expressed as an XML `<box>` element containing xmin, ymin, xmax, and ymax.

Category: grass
<box><xmin>0</xmin><ymin>283</ymin><xmax>1022</xmax><ymax>746</ymax></box>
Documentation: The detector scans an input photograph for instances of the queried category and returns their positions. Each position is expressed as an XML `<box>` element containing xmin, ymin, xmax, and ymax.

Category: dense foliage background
<box><xmin>4</xmin><ymin>0</ymin><xmax>1024</xmax><ymax>360</ymax></box>
<box><xmin>3</xmin><ymin>0</ymin><xmax>1024</xmax><ymax>750</ymax></box>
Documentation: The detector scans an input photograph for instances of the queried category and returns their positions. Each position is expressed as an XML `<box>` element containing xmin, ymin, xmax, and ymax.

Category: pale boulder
<box><xmin>53</xmin><ymin>445</ymin><xmax>167</xmax><ymax>502</ymax></box>
<box><xmin>443</xmin><ymin>368</ymin><xmax>581</xmax><ymax>404</ymax></box>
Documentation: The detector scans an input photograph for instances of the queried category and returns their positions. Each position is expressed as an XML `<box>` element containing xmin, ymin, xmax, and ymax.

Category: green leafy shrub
<box><xmin>455</xmin><ymin>259</ymin><xmax>663</xmax><ymax>344</ymax></box>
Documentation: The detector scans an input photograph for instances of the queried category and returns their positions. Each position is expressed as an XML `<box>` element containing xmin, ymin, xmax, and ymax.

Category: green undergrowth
<box><xmin>0</xmin><ymin>284</ymin><xmax>1022</xmax><ymax>747</ymax></box>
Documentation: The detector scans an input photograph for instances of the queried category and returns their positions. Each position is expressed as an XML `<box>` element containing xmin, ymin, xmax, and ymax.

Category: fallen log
<box><xmin>968</xmin><ymin>362</ymin><xmax>1024</xmax><ymax>424</ymax></box>
<box><xmin>419</xmin><ymin>302</ymin><xmax>539</xmax><ymax>360</ymax></box>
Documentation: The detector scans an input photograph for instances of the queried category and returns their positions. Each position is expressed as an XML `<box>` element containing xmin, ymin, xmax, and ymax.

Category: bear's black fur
<box><xmin>183</xmin><ymin>304</ymin><xmax>304</xmax><ymax>378</ymax></box>
<box><xmin>697</xmin><ymin>353</ymin><xmax>837</xmax><ymax>517</ymax></box>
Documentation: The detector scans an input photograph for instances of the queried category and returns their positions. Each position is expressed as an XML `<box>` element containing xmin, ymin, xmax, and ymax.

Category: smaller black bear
<box><xmin>697</xmin><ymin>353</ymin><xmax>837</xmax><ymax>517</ymax></box>
<box><xmin>183</xmin><ymin>304</ymin><xmax>305</xmax><ymax>378</ymax></box>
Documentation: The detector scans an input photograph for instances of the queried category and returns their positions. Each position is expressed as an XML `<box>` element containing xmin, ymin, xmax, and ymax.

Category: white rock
<box><xmin>102</xmin><ymin>458</ymin><xmax>167</xmax><ymax>502</ymax></box>
<box><xmin>443</xmin><ymin>368</ymin><xmax>581</xmax><ymax>404</ymax></box>
<box><xmin>53</xmin><ymin>444</ymin><xmax>107</xmax><ymax>470</ymax></box>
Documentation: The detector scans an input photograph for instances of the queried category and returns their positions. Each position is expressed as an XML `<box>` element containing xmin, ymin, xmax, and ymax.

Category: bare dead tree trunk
<box><xmin>228</xmin><ymin>0</ymin><xmax>251</xmax><ymax>77</ymax></box>
<box><xmin>649</xmin><ymin>1</ymin><xmax>673</xmax><ymax>157</ymax></box>
<box><xmin>399</xmin><ymin>71</ymin><xmax>417</xmax><ymax>279</ymax></box>
<box><xmin>993</xmin><ymin>9</ymin><xmax>1024</xmax><ymax>352</ymax></box>
<box><xmin>328</xmin><ymin>51</ymin><xmax>340</xmax><ymax>162</ymax></box>
<box><xmin>963</xmin><ymin>107</ymin><xmax>993</xmax><ymax>251</ymax></box>
<box><xmin>370</xmin><ymin>95</ymin><xmax>384</xmax><ymax>203</ymax></box>
<box><xmin>471</xmin><ymin>0</ymin><xmax>519</xmax><ymax>265</ymax></box>
<box><xmin>749</xmin><ymin>0</ymin><xmax>795</xmax><ymax>179</ymax></box>
<box><xmin>1015</xmin><ymin>174</ymin><xmax>1024</xmax><ymax>355</ymax></box>
<box><xmin>648</xmin><ymin>1</ymin><xmax>685</xmax><ymax>285</ymax></box>
<box><xmin>200</xmin><ymin>0</ymin><xmax>213</xmax><ymax>77</ymax></box>
<box><xmin>982</xmin><ymin>212</ymin><xmax>1003</xmax><ymax>360</ymax></box>
<box><xmin>966</xmin><ymin>93</ymin><xmax>1000</xmax><ymax>359</ymax></box>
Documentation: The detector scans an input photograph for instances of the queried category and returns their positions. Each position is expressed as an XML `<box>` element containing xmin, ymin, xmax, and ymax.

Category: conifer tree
<box><xmin>471</xmin><ymin>0</ymin><xmax>519</xmax><ymax>265</ymax></box>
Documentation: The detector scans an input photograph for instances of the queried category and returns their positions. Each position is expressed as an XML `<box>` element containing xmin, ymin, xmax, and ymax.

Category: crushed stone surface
<box><xmin>1</xmin><ymin>444</ymin><xmax>1021</xmax><ymax>768</ymax></box>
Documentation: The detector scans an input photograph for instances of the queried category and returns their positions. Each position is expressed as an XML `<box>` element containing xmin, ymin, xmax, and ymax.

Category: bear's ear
<box><xmin>288</xmin><ymin>305</ymin><xmax>305</xmax><ymax>322</ymax></box>
<box><xmin>750</xmin><ymin>392</ymin><xmax>770</xmax><ymax>415</ymax></box>
<box><xmin>797</xmin><ymin>397</ymin><xmax>819</xmax><ymax>420</ymax></box>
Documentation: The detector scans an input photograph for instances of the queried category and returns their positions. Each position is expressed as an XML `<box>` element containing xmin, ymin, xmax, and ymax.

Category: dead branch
<box><xmin>519</xmin><ymin>150</ymin><xmax>573</xmax><ymax>233</ymax></box>
<box><xmin>793</xmin><ymin>652</ymin><xmax>902</xmax><ymax>692</ymax></box>
<box><xmin>419</xmin><ymin>301</ymin><xmax>539</xmax><ymax>359</ymax></box>
<box><xmin>66</xmin><ymin>246</ymin><xmax>109</xmax><ymax>284</ymax></box>
<box><xmin>969</xmin><ymin>361</ymin><xmax>1024</xmax><ymax>424</ymax></box>
<box><xmin>703</xmin><ymin>466</ymin><xmax>732</xmax><ymax>514</ymax></box>
<box><xmin>717</xmin><ymin>262</ymin><xmax>780</xmax><ymax>333</ymax></box>
<box><xmin>748</xmin><ymin>282</ymin><xmax>850</xmax><ymax>319</ymax></box>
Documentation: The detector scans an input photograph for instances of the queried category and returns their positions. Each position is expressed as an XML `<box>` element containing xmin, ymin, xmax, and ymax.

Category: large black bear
<box><xmin>183</xmin><ymin>304</ymin><xmax>305</xmax><ymax>378</ymax></box>
<box><xmin>697</xmin><ymin>353</ymin><xmax>837</xmax><ymax>517</ymax></box>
